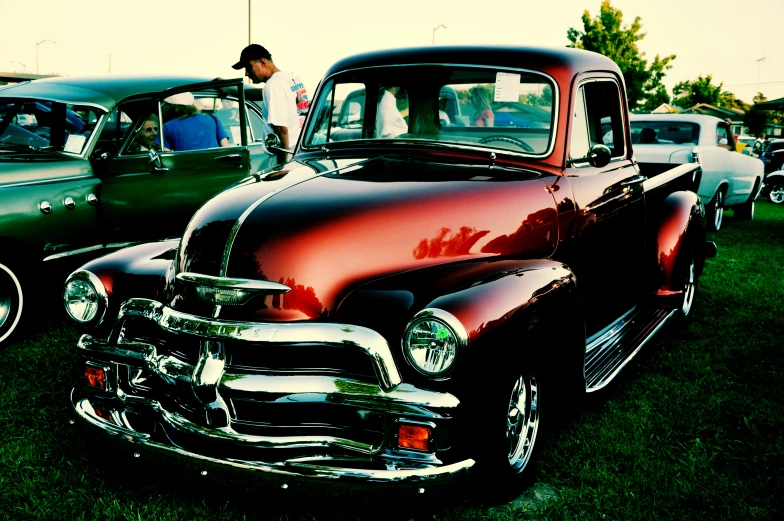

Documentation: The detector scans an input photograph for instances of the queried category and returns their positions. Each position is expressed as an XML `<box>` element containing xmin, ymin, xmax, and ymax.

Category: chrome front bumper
<box><xmin>72</xmin><ymin>298</ymin><xmax>474</xmax><ymax>485</ymax></box>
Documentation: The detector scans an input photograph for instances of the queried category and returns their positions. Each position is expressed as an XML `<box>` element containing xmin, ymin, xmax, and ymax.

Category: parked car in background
<box><xmin>629</xmin><ymin>114</ymin><xmax>763</xmax><ymax>231</ymax></box>
<box><xmin>0</xmin><ymin>75</ymin><xmax>275</xmax><ymax>346</ymax></box>
<box><xmin>760</xmin><ymin>139</ymin><xmax>784</xmax><ymax>174</ymax></box>
<box><xmin>65</xmin><ymin>46</ymin><xmax>714</xmax><ymax>490</ymax></box>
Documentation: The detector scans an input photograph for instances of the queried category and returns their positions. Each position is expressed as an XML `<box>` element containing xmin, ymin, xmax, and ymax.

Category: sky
<box><xmin>2</xmin><ymin>0</ymin><xmax>783</xmax><ymax>105</ymax></box>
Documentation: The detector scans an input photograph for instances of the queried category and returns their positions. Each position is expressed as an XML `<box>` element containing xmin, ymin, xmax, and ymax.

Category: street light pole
<box><xmin>248</xmin><ymin>0</ymin><xmax>251</xmax><ymax>45</ymax></box>
<box><xmin>35</xmin><ymin>39</ymin><xmax>57</xmax><ymax>75</ymax></box>
<box><xmin>10</xmin><ymin>61</ymin><xmax>27</xmax><ymax>73</ymax></box>
<box><xmin>432</xmin><ymin>24</ymin><xmax>447</xmax><ymax>44</ymax></box>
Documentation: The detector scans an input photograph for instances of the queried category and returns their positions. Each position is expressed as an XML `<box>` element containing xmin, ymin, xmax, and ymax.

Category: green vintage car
<box><xmin>0</xmin><ymin>75</ymin><xmax>276</xmax><ymax>345</ymax></box>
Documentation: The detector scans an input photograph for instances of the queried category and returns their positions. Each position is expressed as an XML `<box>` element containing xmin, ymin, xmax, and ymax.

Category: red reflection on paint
<box><xmin>277</xmin><ymin>277</ymin><xmax>324</xmax><ymax>319</ymax></box>
<box><xmin>481</xmin><ymin>208</ymin><xmax>558</xmax><ymax>255</ymax></box>
<box><xmin>413</xmin><ymin>226</ymin><xmax>490</xmax><ymax>259</ymax></box>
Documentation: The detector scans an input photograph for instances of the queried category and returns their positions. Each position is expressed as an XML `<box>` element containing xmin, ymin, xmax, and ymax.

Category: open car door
<box><xmin>93</xmin><ymin>78</ymin><xmax>250</xmax><ymax>244</ymax></box>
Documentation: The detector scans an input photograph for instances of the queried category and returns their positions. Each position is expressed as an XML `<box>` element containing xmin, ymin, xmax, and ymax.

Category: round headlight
<box><xmin>63</xmin><ymin>270</ymin><xmax>107</xmax><ymax>325</ymax></box>
<box><xmin>403</xmin><ymin>309</ymin><xmax>467</xmax><ymax>377</ymax></box>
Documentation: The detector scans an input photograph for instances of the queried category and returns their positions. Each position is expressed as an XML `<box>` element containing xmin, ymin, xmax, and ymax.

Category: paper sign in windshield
<box><xmin>494</xmin><ymin>72</ymin><xmax>521</xmax><ymax>102</ymax></box>
<box><xmin>63</xmin><ymin>134</ymin><xmax>86</xmax><ymax>154</ymax></box>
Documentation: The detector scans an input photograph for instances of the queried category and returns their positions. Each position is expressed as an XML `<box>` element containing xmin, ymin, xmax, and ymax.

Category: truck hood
<box><xmin>176</xmin><ymin>156</ymin><xmax>559</xmax><ymax>321</ymax></box>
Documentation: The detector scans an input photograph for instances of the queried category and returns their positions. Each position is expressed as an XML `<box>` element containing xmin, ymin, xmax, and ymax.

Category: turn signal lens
<box><xmin>85</xmin><ymin>366</ymin><xmax>106</xmax><ymax>390</ymax></box>
<box><xmin>398</xmin><ymin>424</ymin><xmax>432</xmax><ymax>451</ymax></box>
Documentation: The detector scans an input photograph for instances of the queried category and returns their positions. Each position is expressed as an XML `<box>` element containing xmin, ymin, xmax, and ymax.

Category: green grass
<box><xmin>1</xmin><ymin>203</ymin><xmax>783</xmax><ymax>521</ymax></box>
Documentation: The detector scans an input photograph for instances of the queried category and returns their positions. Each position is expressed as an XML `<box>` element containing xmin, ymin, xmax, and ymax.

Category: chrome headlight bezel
<box><xmin>402</xmin><ymin>308</ymin><xmax>468</xmax><ymax>378</ymax></box>
<box><xmin>63</xmin><ymin>270</ymin><xmax>108</xmax><ymax>326</ymax></box>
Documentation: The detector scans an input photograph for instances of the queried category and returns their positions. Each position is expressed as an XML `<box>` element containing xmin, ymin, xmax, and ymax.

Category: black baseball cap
<box><xmin>232</xmin><ymin>44</ymin><xmax>272</xmax><ymax>70</ymax></box>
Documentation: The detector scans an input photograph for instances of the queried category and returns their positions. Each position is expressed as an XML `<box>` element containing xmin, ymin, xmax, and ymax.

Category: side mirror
<box><xmin>264</xmin><ymin>133</ymin><xmax>285</xmax><ymax>152</ymax></box>
<box><xmin>149</xmin><ymin>148</ymin><xmax>168</xmax><ymax>173</ymax></box>
<box><xmin>568</xmin><ymin>144</ymin><xmax>612</xmax><ymax>168</ymax></box>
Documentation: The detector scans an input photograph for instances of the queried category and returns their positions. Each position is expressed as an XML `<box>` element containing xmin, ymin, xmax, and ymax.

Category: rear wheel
<box><xmin>676</xmin><ymin>254</ymin><xmax>696</xmax><ymax>321</ymax></box>
<box><xmin>0</xmin><ymin>262</ymin><xmax>24</xmax><ymax>345</ymax></box>
<box><xmin>769</xmin><ymin>184</ymin><xmax>784</xmax><ymax>204</ymax></box>
<box><xmin>706</xmin><ymin>190</ymin><xmax>724</xmax><ymax>231</ymax></box>
<box><xmin>734</xmin><ymin>199</ymin><xmax>755</xmax><ymax>220</ymax></box>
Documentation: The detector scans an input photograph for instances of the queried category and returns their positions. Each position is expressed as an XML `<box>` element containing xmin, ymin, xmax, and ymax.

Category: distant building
<box><xmin>651</xmin><ymin>103</ymin><xmax>684</xmax><ymax>114</ymax></box>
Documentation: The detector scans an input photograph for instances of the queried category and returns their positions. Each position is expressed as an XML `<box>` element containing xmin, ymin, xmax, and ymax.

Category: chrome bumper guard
<box><xmin>72</xmin><ymin>298</ymin><xmax>475</xmax><ymax>484</ymax></box>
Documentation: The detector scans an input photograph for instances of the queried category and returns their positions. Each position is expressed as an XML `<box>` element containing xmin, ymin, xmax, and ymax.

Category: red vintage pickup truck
<box><xmin>63</xmin><ymin>45</ymin><xmax>714</xmax><ymax>491</ymax></box>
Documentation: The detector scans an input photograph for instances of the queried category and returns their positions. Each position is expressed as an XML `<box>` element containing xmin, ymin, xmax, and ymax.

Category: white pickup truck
<box><xmin>630</xmin><ymin>114</ymin><xmax>763</xmax><ymax>231</ymax></box>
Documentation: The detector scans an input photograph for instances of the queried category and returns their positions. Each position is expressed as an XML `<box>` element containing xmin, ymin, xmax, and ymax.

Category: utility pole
<box><xmin>108</xmin><ymin>53</ymin><xmax>112</xmax><ymax>73</ymax></box>
<box><xmin>35</xmin><ymin>39</ymin><xmax>57</xmax><ymax>74</ymax></box>
<box><xmin>754</xmin><ymin>56</ymin><xmax>767</xmax><ymax>94</ymax></box>
<box><xmin>248</xmin><ymin>0</ymin><xmax>251</xmax><ymax>45</ymax></box>
<box><xmin>432</xmin><ymin>24</ymin><xmax>447</xmax><ymax>44</ymax></box>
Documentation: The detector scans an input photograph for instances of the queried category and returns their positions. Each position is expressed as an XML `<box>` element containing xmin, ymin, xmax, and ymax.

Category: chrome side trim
<box><xmin>0</xmin><ymin>173</ymin><xmax>95</xmax><ymax>189</ymax></box>
<box><xmin>73</xmin><ymin>396</ymin><xmax>475</xmax><ymax>484</ymax></box>
<box><xmin>642</xmin><ymin>163</ymin><xmax>701</xmax><ymax>192</ymax></box>
<box><xmin>177</xmin><ymin>272</ymin><xmax>291</xmax><ymax>293</ymax></box>
<box><xmin>43</xmin><ymin>241</ymin><xmax>142</xmax><ymax>262</ymax></box>
<box><xmin>115</xmin><ymin>298</ymin><xmax>403</xmax><ymax>390</ymax></box>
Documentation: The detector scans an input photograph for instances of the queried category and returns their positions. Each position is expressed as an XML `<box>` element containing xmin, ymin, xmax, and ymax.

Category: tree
<box><xmin>567</xmin><ymin>0</ymin><xmax>676</xmax><ymax>110</ymax></box>
<box><xmin>744</xmin><ymin>106</ymin><xmax>768</xmax><ymax>137</ymax></box>
<box><xmin>672</xmin><ymin>75</ymin><xmax>748</xmax><ymax>111</ymax></box>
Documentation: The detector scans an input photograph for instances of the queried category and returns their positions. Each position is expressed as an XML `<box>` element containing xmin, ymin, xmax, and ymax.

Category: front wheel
<box><xmin>0</xmin><ymin>262</ymin><xmax>24</xmax><ymax>345</ymax></box>
<box><xmin>675</xmin><ymin>254</ymin><xmax>696</xmax><ymax>322</ymax></box>
<box><xmin>473</xmin><ymin>369</ymin><xmax>541</xmax><ymax>484</ymax></box>
<box><xmin>505</xmin><ymin>372</ymin><xmax>541</xmax><ymax>473</ymax></box>
<box><xmin>768</xmin><ymin>184</ymin><xmax>784</xmax><ymax>204</ymax></box>
<box><xmin>706</xmin><ymin>190</ymin><xmax>724</xmax><ymax>231</ymax></box>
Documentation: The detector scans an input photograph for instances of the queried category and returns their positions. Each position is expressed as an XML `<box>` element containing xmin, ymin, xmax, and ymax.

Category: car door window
<box><xmin>570</xmin><ymin>87</ymin><xmax>590</xmax><ymax>161</ymax></box>
<box><xmin>246</xmin><ymin>104</ymin><xmax>266</xmax><ymax>142</ymax></box>
<box><xmin>582</xmin><ymin>80</ymin><xmax>625</xmax><ymax>158</ymax></box>
<box><xmin>95</xmin><ymin>99</ymin><xmax>155</xmax><ymax>156</ymax></box>
<box><xmin>158</xmin><ymin>93</ymin><xmax>239</xmax><ymax>152</ymax></box>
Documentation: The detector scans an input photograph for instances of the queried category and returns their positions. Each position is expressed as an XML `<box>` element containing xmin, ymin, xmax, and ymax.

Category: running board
<box><xmin>585</xmin><ymin>306</ymin><xmax>676</xmax><ymax>392</ymax></box>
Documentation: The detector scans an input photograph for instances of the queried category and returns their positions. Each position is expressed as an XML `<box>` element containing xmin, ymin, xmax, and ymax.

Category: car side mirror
<box><xmin>149</xmin><ymin>148</ymin><xmax>169</xmax><ymax>174</ymax></box>
<box><xmin>568</xmin><ymin>144</ymin><xmax>612</xmax><ymax>168</ymax></box>
<box><xmin>264</xmin><ymin>133</ymin><xmax>286</xmax><ymax>152</ymax></box>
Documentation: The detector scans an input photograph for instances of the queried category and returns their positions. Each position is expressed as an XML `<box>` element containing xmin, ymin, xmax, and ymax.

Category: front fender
<box><xmin>652</xmin><ymin>190</ymin><xmax>705</xmax><ymax>296</ymax></box>
<box><xmin>70</xmin><ymin>239</ymin><xmax>178</xmax><ymax>334</ymax></box>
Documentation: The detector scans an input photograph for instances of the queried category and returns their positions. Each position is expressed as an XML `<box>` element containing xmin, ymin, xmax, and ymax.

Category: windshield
<box><xmin>630</xmin><ymin>121</ymin><xmax>700</xmax><ymax>145</ymax></box>
<box><xmin>0</xmin><ymin>98</ymin><xmax>105</xmax><ymax>154</ymax></box>
<box><xmin>302</xmin><ymin>65</ymin><xmax>556</xmax><ymax>156</ymax></box>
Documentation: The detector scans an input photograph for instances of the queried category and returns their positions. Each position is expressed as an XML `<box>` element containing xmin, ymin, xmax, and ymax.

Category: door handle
<box><xmin>620</xmin><ymin>176</ymin><xmax>646</xmax><ymax>186</ymax></box>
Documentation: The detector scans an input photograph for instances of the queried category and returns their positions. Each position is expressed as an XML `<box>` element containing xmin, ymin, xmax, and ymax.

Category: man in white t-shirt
<box><xmin>232</xmin><ymin>44</ymin><xmax>302</xmax><ymax>155</ymax></box>
<box><xmin>375</xmin><ymin>86</ymin><xmax>407</xmax><ymax>138</ymax></box>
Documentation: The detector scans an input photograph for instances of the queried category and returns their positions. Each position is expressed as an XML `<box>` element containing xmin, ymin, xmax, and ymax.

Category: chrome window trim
<box><xmin>571</xmin><ymin>77</ymin><xmax>627</xmax><ymax>167</ymax></box>
<box><xmin>300</xmin><ymin>63</ymin><xmax>560</xmax><ymax>159</ymax></box>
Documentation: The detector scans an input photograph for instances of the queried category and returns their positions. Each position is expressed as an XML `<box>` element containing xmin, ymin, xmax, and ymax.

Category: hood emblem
<box><xmin>177</xmin><ymin>272</ymin><xmax>290</xmax><ymax>306</ymax></box>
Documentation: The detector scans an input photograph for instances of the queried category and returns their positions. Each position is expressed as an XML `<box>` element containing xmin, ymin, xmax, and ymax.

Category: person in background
<box><xmin>375</xmin><ymin>85</ymin><xmax>408</xmax><ymax>138</ymax></box>
<box><xmin>471</xmin><ymin>87</ymin><xmax>494</xmax><ymax>127</ymax></box>
<box><xmin>159</xmin><ymin>92</ymin><xmax>229</xmax><ymax>151</ymax></box>
<box><xmin>232</xmin><ymin>44</ymin><xmax>302</xmax><ymax>156</ymax></box>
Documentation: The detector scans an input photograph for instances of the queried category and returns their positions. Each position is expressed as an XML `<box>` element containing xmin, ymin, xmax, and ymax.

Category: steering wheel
<box><xmin>478</xmin><ymin>135</ymin><xmax>534</xmax><ymax>153</ymax></box>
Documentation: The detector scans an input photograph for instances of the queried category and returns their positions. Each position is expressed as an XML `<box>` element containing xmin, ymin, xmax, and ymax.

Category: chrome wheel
<box><xmin>0</xmin><ymin>263</ymin><xmax>23</xmax><ymax>344</ymax></box>
<box><xmin>710</xmin><ymin>190</ymin><xmax>724</xmax><ymax>231</ymax></box>
<box><xmin>769</xmin><ymin>185</ymin><xmax>784</xmax><ymax>204</ymax></box>
<box><xmin>680</xmin><ymin>255</ymin><xmax>696</xmax><ymax>318</ymax></box>
<box><xmin>506</xmin><ymin>372</ymin><xmax>540</xmax><ymax>472</ymax></box>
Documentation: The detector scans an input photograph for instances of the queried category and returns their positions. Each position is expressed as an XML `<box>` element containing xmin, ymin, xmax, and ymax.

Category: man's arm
<box><xmin>271</xmin><ymin>124</ymin><xmax>290</xmax><ymax>149</ymax></box>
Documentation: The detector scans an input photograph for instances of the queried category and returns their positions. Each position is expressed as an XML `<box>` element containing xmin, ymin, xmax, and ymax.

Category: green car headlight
<box><xmin>63</xmin><ymin>270</ymin><xmax>108</xmax><ymax>325</ymax></box>
<box><xmin>403</xmin><ymin>308</ymin><xmax>467</xmax><ymax>377</ymax></box>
